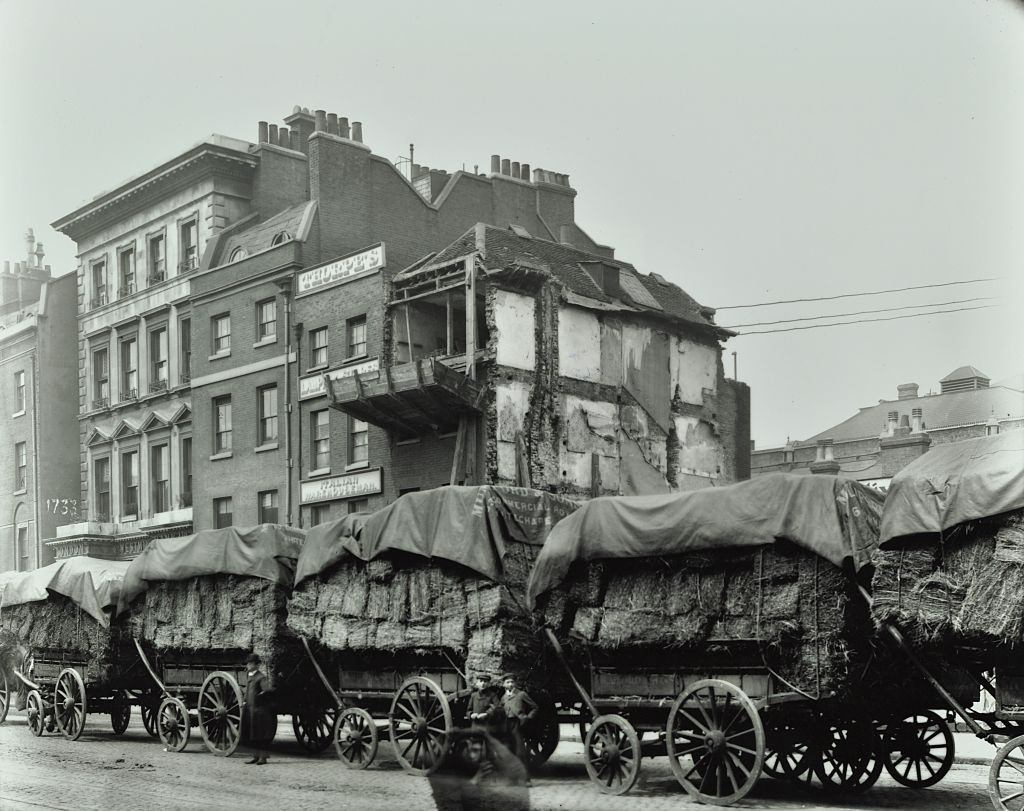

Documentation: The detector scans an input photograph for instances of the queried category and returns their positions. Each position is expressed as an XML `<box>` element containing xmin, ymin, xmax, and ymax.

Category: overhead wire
<box><xmin>732</xmin><ymin>304</ymin><xmax>999</xmax><ymax>336</ymax></box>
<box><xmin>722</xmin><ymin>296</ymin><xmax>996</xmax><ymax>329</ymax></box>
<box><xmin>716</xmin><ymin>277</ymin><xmax>1003</xmax><ymax>310</ymax></box>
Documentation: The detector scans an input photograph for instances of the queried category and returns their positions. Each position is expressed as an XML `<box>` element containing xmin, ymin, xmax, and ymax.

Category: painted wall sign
<box><xmin>296</xmin><ymin>243</ymin><xmax>385</xmax><ymax>296</ymax></box>
<box><xmin>300</xmin><ymin>468</ymin><xmax>382</xmax><ymax>504</ymax></box>
<box><xmin>299</xmin><ymin>357</ymin><xmax>381</xmax><ymax>400</ymax></box>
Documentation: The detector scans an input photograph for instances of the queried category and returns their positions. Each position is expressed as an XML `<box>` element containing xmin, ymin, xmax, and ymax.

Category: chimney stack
<box><xmin>886</xmin><ymin>411</ymin><xmax>899</xmax><ymax>436</ymax></box>
<box><xmin>501</xmin><ymin>158</ymin><xmax>511</xmax><ymax>175</ymax></box>
<box><xmin>339</xmin><ymin>117</ymin><xmax>350</xmax><ymax>139</ymax></box>
<box><xmin>911</xmin><ymin>408</ymin><xmax>924</xmax><ymax>433</ymax></box>
<box><xmin>289</xmin><ymin>129</ymin><xmax>300</xmax><ymax>151</ymax></box>
<box><xmin>897</xmin><ymin>383</ymin><xmax>919</xmax><ymax>400</ymax></box>
<box><xmin>327</xmin><ymin>113</ymin><xmax>339</xmax><ymax>136</ymax></box>
<box><xmin>258</xmin><ymin>121</ymin><xmax>269</xmax><ymax>143</ymax></box>
<box><xmin>490</xmin><ymin>155</ymin><xmax>501</xmax><ymax>173</ymax></box>
<box><xmin>810</xmin><ymin>438</ymin><xmax>840</xmax><ymax>474</ymax></box>
<box><xmin>351</xmin><ymin>121</ymin><xmax>363</xmax><ymax>142</ymax></box>
<box><xmin>520</xmin><ymin>163</ymin><xmax>530</xmax><ymax>181</ymax></box>
<box><xmin>314</xmin><ymin>109</ymin><xmax>327</xmax><ymax>132</ymax></box>
<box><xmin>268</xmin><ymin>123</ymin><xmax>279</xmax><ymax>144</ymax></box>
<box><xmin>278</xmin><ymin>127</ymin><xmax>290</xmax><ymax>147</ymax></box>
<box><xmin>511</xmin><ymin>161</ymin><xmax>520</xmax><ymax>178</ymax></box>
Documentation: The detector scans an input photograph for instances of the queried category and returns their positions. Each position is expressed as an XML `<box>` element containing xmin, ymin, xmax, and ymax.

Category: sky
<box><xmin>1</xmin><ymin>0</ymin><xmax>1021</xmax><ymax>448</ymax></box>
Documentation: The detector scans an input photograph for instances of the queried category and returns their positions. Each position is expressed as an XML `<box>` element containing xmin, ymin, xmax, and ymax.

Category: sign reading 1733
<box><xmin>296</xmin><ymin>243</ymin><xmax>385</xmax><ymax>296</ymax></box>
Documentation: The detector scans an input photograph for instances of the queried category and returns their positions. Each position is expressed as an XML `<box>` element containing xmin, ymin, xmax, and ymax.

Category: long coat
<box><xmin>242</xmin><ymin>670</ymin><xmax>276</xmax><ymax>743</ymax></box>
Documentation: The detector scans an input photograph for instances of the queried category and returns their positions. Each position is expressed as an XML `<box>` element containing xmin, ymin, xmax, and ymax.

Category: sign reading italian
<box><xmin>301</xmin><ymin>468</ymin><xmax>382</xmax><ymax>504</ymax></box>
<box><xmin>296</xmin><ymin>244</ymin><xmax>385</xmax><ymax>296</ymax></box>
<box><xmin>299</xmin><ymin>357</ymin><xmax>381</xmax><ymax>400</ymax></box>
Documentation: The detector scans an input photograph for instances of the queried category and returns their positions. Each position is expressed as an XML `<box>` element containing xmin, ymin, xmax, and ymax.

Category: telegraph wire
<box><xmin>722</xmin><ymin>296</ymin><xmax>995</xmax><ymax>329</ymax></box>
<box><xmin>716</xmin><ymin>277</ymin><xmax>1003</xmax><ymax>310</ymax></box>
<box><xmin>733</xmin><ymin>304</ymin><xmax>999</xmax><ymax>336</ymax></box>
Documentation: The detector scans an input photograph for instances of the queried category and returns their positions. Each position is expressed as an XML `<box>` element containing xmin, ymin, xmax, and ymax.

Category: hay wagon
<box><xmin>0</xmin><ymin>557</ymin><xmax>163</xmax><ymax>741</ymax></box>
<box><xmin>116</xmin><ymin>525</ymin><xmax>337</xmax><ymax>757</ymax></box>
<box><xmin>867</xmin><ymin>431</ymin><xmax>1024</xmax><ymax>811</ymax></box>
<box><xmin>526</xmin><ymin>473</ymin><xmax>893</xmax><ymax>806</ymax></box>
<box><xmin>287</xmin><ymin>485</ymin><xmax>577</xmax><ymax>776</ymax></box>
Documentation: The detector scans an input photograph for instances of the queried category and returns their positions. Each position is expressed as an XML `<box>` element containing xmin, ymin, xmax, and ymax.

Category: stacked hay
<box><xmin>288</xmin><ymin>542</ymin><xmax>540</xmax><ymax>678</ymax></box>
<box><xmin>0</xmin><ymin>597</ymin><xmax>117</xmax><ymax>684</ymax></box>
<box><xmin>122</xmin><ymin>574</ymin><xmax>293</xmax><ymax>675</ymax></box>
<box><xmin>871</xmin><ymin>510</ymin><xmax>1024</xmax><ymax>654</ymax></box>
<box><xmin>536</xmin><ymin>542</ymin><xmax>867</xmax><ymax>697</ymax></box>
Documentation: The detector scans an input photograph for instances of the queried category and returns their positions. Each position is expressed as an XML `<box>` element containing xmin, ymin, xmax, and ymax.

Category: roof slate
<box><xmin>940</xmin><ymin>365</ymin><xmax>990</xmax><ymax>382</ymax></box>
<box><xmin>218</xmin><ymin>202</ymin><xmax>310</xmax><ymax>264</ymax></box>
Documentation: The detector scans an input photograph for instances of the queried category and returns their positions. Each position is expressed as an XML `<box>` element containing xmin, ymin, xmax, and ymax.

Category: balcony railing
<box><xmin>90</xmin><ymin>292</ymin><xmax>108</xmax><ymax>308</ymax></box>
<box><xmin>92</xmin><ymin>396</ymin><xmax>109</xmax><ymax>410</ymax></box>
<box><xmin>15</xmin><ymin>474</ymin><xmax>26</xmax><ymax>491</ymax></box>
<box><xmin>147</xmin><ymin>270</ymin><xmax>166</xmax><ymax>285</ymax></box>
<box><xmin>118</xmin><ymin>282</ymin><xmax>136</xmax><ymax>298</ymax></box>
<box><xmin>149</xmin><ymin>379</ymin><xmax>168</xmax><ymax>394</ymax></box>
<box><xmin>178</xmin><ymin>255</ymin><xmax>198</xmax><ymax>274</ymax></box>
<box><xmin>120</xmin><ymin>388</ymin><xmax>138</xmax><ymax>402</ymax></box>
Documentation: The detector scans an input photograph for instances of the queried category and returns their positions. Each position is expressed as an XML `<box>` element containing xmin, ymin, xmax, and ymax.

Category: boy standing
<box><xmin>500</xmin><ymin>673</ymin><xmax>538</xmax><ymax>771</ymax></box>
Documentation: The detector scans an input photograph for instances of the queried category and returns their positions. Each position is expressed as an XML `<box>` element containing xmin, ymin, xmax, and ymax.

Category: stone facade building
<box><xmin>0</xmin><ymin>231</ymin><xmax>79</xmax><ymax>570</ymax></box>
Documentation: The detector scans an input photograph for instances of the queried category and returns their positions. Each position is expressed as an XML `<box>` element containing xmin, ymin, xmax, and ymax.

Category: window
<box><xmin>151</xmin><ymin>444</ymin><xmax>170</xmax><ymax>513</ymax></box>
<box><xmin>347</xmin><ymin>498</ymin><xmax>369</xmax><ymax>514</ymax></box>
<box><xmin>13</xmin><ymin>370</ymin><xmax>25</xmax><ymax>413</ymax></box>
<box><xmin>213</xmin><ymin>497</ymin><xmax>233</xmax><ymax>529</ymax></box>
<box><xmin>213</xmin><ymin>396</ymin><xmax>232</xmax><ymax>453</ymax></box>
<box><xmin>120</xmin><ymin>337</ymin><xmax>138</xmax><ymax>399</ymax></box>
<box><xmin>121</xmin><ymin>450</ymin><xmax>139</xmax><ymax>516</ymax></box>
<box><xmin>311</xmin><ymin>410</ymin><xmax>330</xmax><ymax>470</ymax></box>
<box><xmin>349</xmin><ymin>418</ymin><xmax>368</xmax><ymax>466</ymax></box>
<box><xmin>148</xmin><ymin>234</ymin><xmax>165</xmax><ymax>282</ymax></box>
<box><xmin>258</xmin><ymin>490</ymin><xmax>279</xmax><ymax>524</ymax></box>
<box><xmin>179</xmin><ymin>319</ymin><xmax>192</xmax><ymax>383</ymax></box>
<box><xmin>180</xmin><ymin>437</ymin><xmax>192</xmax><ymax>507</ymax></box>
<box><xmin>347</xmin><ymin>315</ymin><xmax>367</xmax><ymax>358</ymax></box>
<box><xmin>14</xmin><ymin>442</ymin><xmax>27</xmax><ymax>490</ymax></box>
<box><xmin>16</xmin><ymin>524</ymin><xmax>29</xmax><ymax>572</ymax></box>
<box><xmin>229</xmin><ymin>246</ymin><xmax>247</xmax><ymax>262</ymax></box>
<box><xmin>271</xmin><ymin>231</ymin><xmax>291</xmax><ymax>246</ymax></box>
<box><xmin>150</xmin><ymin>326</ymin><xmax>168</xmax><ymax>391</ymax></box>
<box><xmin>309</xmin><ymin>327</ymin><xmax>328</xmax><ymax>368</ymax></box>
<box><xmin>94</xmin><ymin>457</ymin><xmax>111</xmax><ymax>520</ymax></box>
<box><xmin>258</xmin><ymin>386</ymin><xmax>278</xmax><ymax>444</ymax></box>
<box><xmin>212</xmin><ymin>314</ymin><xmax>230</xmax><ymax>354</ymax></box>
<box><xmin>91</xmin><ymin>260</ymin><xmax>108</xmax><ymax>307</ymax></box>
<box><xmin>118</xmin><ymin>247</ymin><xmax>136</xmax><ymax>296</ymax></box>
<box><xmin>256</xmin><ymin>298</ymin><xmax>277</xmax><ymax>342</ymax></box>
<box><xmin>309</xmin><ymin>503</ymin><xmax>330</xmax><ymax>527</ymax></box>
<box><xmin>92</xmin><ymin>347</ymin><xmax>109</xmax><ymax>407</ymax></box>
<box><xmin>179</xmin><ymin>219</ymin><xmax>198</xmax><ymax>272</ymax></box>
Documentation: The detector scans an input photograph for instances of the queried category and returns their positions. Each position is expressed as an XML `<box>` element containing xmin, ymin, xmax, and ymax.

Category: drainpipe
<box><xmin>293</xmin><ymin>320</ymin><xmax>304</xmax><ymax>528</ymax></box>
<box><xmin>275</xmin><ymin>278</ymin><xmax>295</xmax><ymax>526</ymax></box>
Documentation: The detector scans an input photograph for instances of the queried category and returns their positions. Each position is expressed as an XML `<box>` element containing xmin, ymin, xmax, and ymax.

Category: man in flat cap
<box><xmin>501</xmin><ymin>673</ymin><xmax>538</xmax><ymax>772</ymax></box>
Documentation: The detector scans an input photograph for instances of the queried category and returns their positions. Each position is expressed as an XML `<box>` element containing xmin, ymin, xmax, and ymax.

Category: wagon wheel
<box><xmin>763</xmin><ymin>715</ymin><xmax>814</xmax><ymax>783</ymax></box>
<box><xmin>158</xmin><ymin>696</ymin><xmax>191</xmax><ymax>753</ymax></box>
<box><xmin>334</xmin><ymin>707</ymin><xmax>379</xmax><ymax>769</ymax></box>
<box><xmin>140</xmin><ymin>697</ymin><xmax>160</xmax><ymax>738</ymax></box>
<box><xmin>813</xmin><ymin>717</ymin><xmax>883</xmax><ymax>794</ymax></box>
<box><xmin>584</xmin><ymin>714</ymin><xmax>642</xmax><ymax>795</ymax></box>
<box><xmin>389</xmin><ymin>676</ymin><xmax>453</xmax><ymax>776</ymax></box>
<box><xmin>881</xmin><ymin>710</ymin><xmax>954</xmax><ymax>789</ymax></box>
<box><xmin>26</xmin><ymin>689</ymin><xmax>46</xmax><ymax>737</ymax></box>
<box><xmin>0</xmin><ymin>671</ymin><xmax>8</xmax><ymax>725</ymax></box>
<box><xmin>54</xmin><ymin>668</ymin><xmax>88</xmax><ymax>740</ymax></box>
<box><xmin>990</xmin><ymin>734</ymin><xmax>1024</xmax><ymax>811</ymax></box>
<box><xmin>526</xmin><ymin>707</ymin><xmax>561</xmax><ymax>769</ymax></box>
<box><xmin>110</xmin><ymin>690</ymin><xmax>131</xmax><ymax>735</ymax></box>
<box><xmin>198</xmin><ymin>671</ymin><xmax>243</xmax><ymax>756</ymax></box>
<box><xmin>666</xmin><ymin>678</ymin><xmax>766</xmax><ymax>806</ymax></box>
<box><xmin>292</xmin><ymin>706</ymin><xmax>338</xmax><ymax>753</ymax></box>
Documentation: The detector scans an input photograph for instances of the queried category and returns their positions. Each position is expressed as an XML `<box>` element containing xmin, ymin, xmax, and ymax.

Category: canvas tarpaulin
<box><xmin>117</xmin><ymin>524</ymin><xmax>305</xmax><ymax>613</ymax></box>
<box><xmin>294</xmin><ymin>485</ymin><xmax>580</xmax><ymax>587</ymax></box>
<box><xmin>0</xmin><ymin>557</ymin><xmax>130</xmax><ymax>627</ymax></box>
<box><xmin>527</xmin><ymin>473</ymin><xmax>883</xmax><ymax>606</ymax></box>
<box><xmin>879</xmin><ymin>431</ymin><xmax>1024</xmax><ymax>548</ymax></box>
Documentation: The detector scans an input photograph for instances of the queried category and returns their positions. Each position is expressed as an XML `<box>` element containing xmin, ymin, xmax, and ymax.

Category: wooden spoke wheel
<box><xmin>140</xmin><ymin>697</ymin><xmax>160</xmax><ymax>738</ymax></box>
<box><xmin>813</xmin><ymin>718</ymin><xmax>883</xmax><ymax>794</ymax></box>
<box><xmin>198</xmin><ymin>671</ymin><xmax>243</xmax><ymax>756</ymax></box>
<box><xmin>389</xmin><ymin>676</ymin><xmax>453</xmax><ymax>776</ymax></box>
<box><xmin>110</xmin><ymin>691</ymin><xmax>131</xmax><ymax>735</ymax></box>
<box><xmin>526</xmin><ymin>707</ymin><xmax>561</xmax><ymax>769</ymax></box>
<box><xmin>158</xmin><ymin>696</ymin><xmax>191</xmax><ymax>753</ymax></box>
<box><xmin>666</xmin><ymin>678</ymin><xmax>766</xmax><ymax>806</ymax></box>
<box><xmin>763</xmin><ymin>716</ymin><xmax>814</xmax><ymax>783</ymax></box>
<box><xmin>990</xmin><ymin>734</ymin><xmax>1024</xmax><ymax>811</ymax></box>
<box><xmin>26</xmin><ymin>689</ymin><xmax>46</xmax><ymax>737</ymax></box>
<box><xmin>0</xmin><ymin>670</ymin><xmax>9</xmax><ymax>725</ymax></box>
<box><xmin>584</xmin><ymin>714</ymin><xmax>642</xmax><ymax>796</ymax></box>
<box><xmin>54</xmin><ymin>668</ymin><xmax>88</xmax><ymax>741</ymax></box>
<box><xmin>292</xmin><ymin>706</ymin><xmax>338</xmax><ymax>753</ymax></box>
<box><xmin>882</xmin><ymin>710</ymin><xmax>955</xmax><ymax>789</ymax></box>
<box><xmin>334</xmin><ymin>706</ymin><xmax>379</xmax><ymax>769</ymax></box>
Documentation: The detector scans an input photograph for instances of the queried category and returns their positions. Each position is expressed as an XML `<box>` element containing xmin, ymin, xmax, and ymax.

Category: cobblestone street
<box><xmin>0</xmin><ymin>710</ymin><xmax>995</xmax><ymax>810</ymax></box>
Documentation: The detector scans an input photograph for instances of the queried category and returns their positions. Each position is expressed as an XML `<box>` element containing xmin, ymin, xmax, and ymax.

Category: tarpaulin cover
<box><xmin>0</xmin><ymin>557</ymin><xmax>130</xmax><ymax>627</ymax></box>
<box><xmin>880</xmin><ymin>431</ymin><xmax>1024</xmax><ymax>547</ymax></box>
<box><xmin>294</xmin><ymin>485</ymin><xmax>580</xmax><ymax>587</ymax></box>
<box><xmin>527</xmin><ymin>473</ymin><xmax>884</xmax><ymax>606</ymax></box>
<box><xmin>117</xmin><ymin>524</ymin><xmax>305</xmax><ymax>613</ymax></box>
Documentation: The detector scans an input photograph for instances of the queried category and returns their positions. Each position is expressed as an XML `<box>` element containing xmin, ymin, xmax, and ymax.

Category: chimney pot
<box><xmin>490</xmin><ymin>155</ymin><xmax>501</xmax><ymax>173</ymax></box>
<box><xmin>351</xmin><ymin>121</ymin><xmax>363</xmax><ymax>142</ymax></box>
<box><xmin>532</xmin><ymin>168</ymin><xmax>543</xmax><ymax>183</ymax></box>
<box><xmin>501</xmin><ymin>158</ymin><xmax>511</xmax><ymax>175</ymax></box>
<box><xmin>339</xmin><ymin>117</ymin><xmax>350</xmax><ymax>138</ymax></box>
<box><xmin>911</xmin><ymin>407</ymin><xmax>924</xmax><ymax>433</ymax></box>
<box><xmin>511</xmin><ymin>161</ymin><xmax>520</xmax><ymax>178</ymax></box>
<box><xmin>289</xmin><ymin>129</ymin><xmax>300</xmax><ymax>151</ymax></box>
<box><xmin>412</xmin><ymin>163</ymin><xmax>421</xmax><ymax>177</ymax></box>
<box><xmin>897</xmin><ymin>382</ymin><xmax>920</xmax><ymax>400</ymax></box>
<box><xmin>258</xmin><ymin>121</ymin><xmax>269</xmax><ymax>143</ymax></box>
<box><xmin>268</xmin><ymin>124</ymin><xmax>279</xmax><ymax>144</ymax></box>
<box><xmin>314</xmin><ymin>109</ymin><xmax>327</xmax><ymax>132</ymax></box>
<box><xmin>900</xmin><ymin>414</ymin><xmax>910</xmax><ymax>428</ymax></box>
<box><xmin>278</xmin><ymin>126</ymin><xmax>290</xmax><ymax>147</ymax></box>
<box><xmin>520</xmin><ymin>163</ymin><xmax>531</xmax><ymax>180</ymax></box>
<box><xmin>327</xmin><ymin>113</ymin><xmax>339</xmax><ymax>135</ymax></box>
<box><xmin>562</xmin><ymin>173</ymin><xmax>571</xmax><ymax>187</ymax></box>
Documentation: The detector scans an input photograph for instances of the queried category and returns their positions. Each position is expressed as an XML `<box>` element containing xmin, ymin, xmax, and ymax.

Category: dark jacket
<box><xmin>468</xmin><ymin>687</ymin><xmax>504</xmax><ymax>732</ymax></box>
<box><xmin>501</xmin><ymin>689</ymin><xmax>538</xmax><ymax>725</ymax></box>
<box><xmin>243</xmin><ymin>670</ymin><xmax>276</xmax><ymax>743</ymax></box>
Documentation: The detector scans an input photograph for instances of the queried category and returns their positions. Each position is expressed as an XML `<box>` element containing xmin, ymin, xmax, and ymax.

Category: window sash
<box><xmin>213</xmin><ymin>315</ymin><xmax>231</xmax><ymax>353</ymax></box>
<box><xmin>350</xmin><ymin>418</ymin><xmax>368</xmax><ymax>463</ymax></box>
<box><xmin>257</xmin><ymin>300</ymin><xmax>277</xmax><ymax>340</ymax></box>
<box><xmin>214</xmin><ymin>398</ymin><xmax>232</xmax><ymax>452</ymax></box>
<box><xmin>310</xmin><ymin>328</ymin><xmax>328</xmax><ymax>366</ymax></box>
<box><xmin>347</xmin><ymin>317</ymin><xmax>367</xmax><ymax>357</ymax></box>
<box><xmin>214</xmin><ymin>497</ymin><xmax>232</xmax><ymax>528</ymax></box>
<box><xmin>258</xmin><ymin>490</ymin><xmax>279</xmax><ymax>524</ymax></box>
<box><xmin>150</xmin><ymin>328</ymin><xmax>168</xmax><ymax>381</ymax></box>
<box><xmin>149</xmin><ymin>235</ymin><xmax>165</xmax><ymax>275</ymax></box>
<box><xmin>259</xmin><ymin>387</ymin><xmax>278</xmax><ymax>443</ymax></box>
<box><xmin>14</xmin><ymin>371</ymin><xmax>25</xmax><ymax>411</ymax></box>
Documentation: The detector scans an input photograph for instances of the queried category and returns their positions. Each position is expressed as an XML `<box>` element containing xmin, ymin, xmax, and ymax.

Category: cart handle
<box><xmin>12</xmin><ymin>669</ymin><xmax>40</xmax><ymax>691</ymax></box>
<box><xmin>300</xmin><ymin>636</ymin><xmax>343</xmax><ymax>711</ymax></box>
<box><xmin>540</xmin><ymin>626</ymin><xmax>598</xmax><ymax>720</ymax></box>
<box><xmin>133</xmin><ymin>638</ymin><xmax>168</xmax><ymax>697</ymax></box>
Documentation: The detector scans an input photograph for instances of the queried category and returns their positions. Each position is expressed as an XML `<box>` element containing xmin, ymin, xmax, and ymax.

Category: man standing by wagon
<box><xmin>467</xmin><ymin>673</ymin><xmax>503</xmax><ymax>734</ymax></box>
<box><xmin>242</xmin><ymin>652</ymin><xmax>275</xmax><ymax>765</ymax></box>
<box><xmin>501</xmin><ymin>673</ymin><xmax>538</xmax><ymax>773</ymax></box>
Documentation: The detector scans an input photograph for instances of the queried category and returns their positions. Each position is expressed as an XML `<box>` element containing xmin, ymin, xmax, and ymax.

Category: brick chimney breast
<box><xmin>897</xmin><ymin>383</ymin><xmax>919</xmax><ymax>400</ymax></box>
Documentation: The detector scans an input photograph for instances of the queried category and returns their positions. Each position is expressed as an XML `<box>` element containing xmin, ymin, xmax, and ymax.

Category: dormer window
<box><xmin>229</xmin><ymin>246</ymin><xmax>247</xmax><ymax>263</ymax></box>
<box><xmin>271</xmin><ymin>231</ymin><xmax>291</xmax><ymax>246</ymax></box>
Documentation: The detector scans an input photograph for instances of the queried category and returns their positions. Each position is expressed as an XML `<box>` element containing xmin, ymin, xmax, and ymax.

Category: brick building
<box><xmin>751</xmin><ymin>365</ymin><xmax>1024</xmax><ymax>490</ymax></box>
<box><xmin>0</xmin><ymin>231</ymin><xmax>79</xmax><ymax>570</ymax></box>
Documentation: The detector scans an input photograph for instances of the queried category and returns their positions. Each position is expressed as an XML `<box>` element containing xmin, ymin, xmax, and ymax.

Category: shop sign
<box><xmin>299</xmin><ymin>357</ymin><xmax>380</xmax><ymax>400</ymax></box>
<box><xmin>301</xmin><ymin>468</ymin><xmax>382</xmax><ymax>504</ymax></box>
<box><xmin>296</xmin><ymin>244</ymin><xmax>385</xmax><ymax>296</ymax></box>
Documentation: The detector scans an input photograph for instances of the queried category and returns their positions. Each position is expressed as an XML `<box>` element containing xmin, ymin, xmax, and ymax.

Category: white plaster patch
<box><xmin>673</xmin><ymin>414</ymin><xmax>722</xmax><ymax>477</ymax></box>
<box><xmin>671</xmin><ymin>338</ymin><xmax>717</xmax><ymax>404</ymax></box>
<box><xmin>495</xmin><ymin>381</ymin><xmax>531</xmax><ymax>441</ymax></box>
<box><xmin>558</xmin><ymin>305</ymin><xmax>602</xmax><ymax>382</ymax></box>
<box><xmin>496</xmin><ymin>441</ymin><xmax>518</xmax><ymax>482</ymax></box>
<box><xmin>494</xmin><ymin>289</ymin><xmax>536</xmax><ymax>371</ymax></box>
